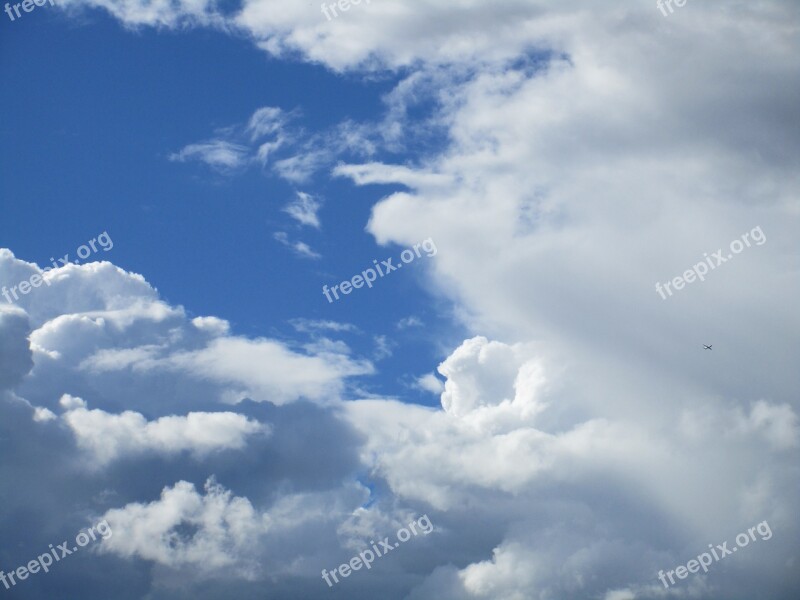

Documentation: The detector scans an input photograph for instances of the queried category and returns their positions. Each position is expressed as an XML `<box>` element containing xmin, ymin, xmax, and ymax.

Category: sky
<box><xmin>0</xmin><ymin>1</ymin><xmax>799</xmax><ymax>599</ymax></box>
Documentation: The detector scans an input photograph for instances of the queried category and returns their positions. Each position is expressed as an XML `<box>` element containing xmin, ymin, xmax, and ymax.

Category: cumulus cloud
<box><xmin>414</xmin><ymin>372</ymin><xmax>444</xmax><ymax>395</ymax></box>
<box><xmin>0</xmin><ymin>249</ymin><xmax>370</xmax><ymax>417</ymax></box>
<box><xmin>57</xmin><ymin>394</ymin><xmax>269</xmax><ymax>467</ymax></box>
<box><xmin>347</xmin><ymin>336</ymin><xmax>800</xmax><ymax>597</ymax></box>
<box><xmin>99</xmin><ymin>478</ymin><xmax>266</xmax><ymax>572</ymax></box>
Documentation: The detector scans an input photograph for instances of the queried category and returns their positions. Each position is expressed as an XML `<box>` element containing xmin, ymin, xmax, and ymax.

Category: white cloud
<box><xmin>283</xmin><ymin>191</ymin><xmax>322</xmax><ymax>229</ymax></box>
<box><xmin>0</xmin><ymin>250</ymin><xmax>370</xmax><ymax>414</ymax></box>
<box><xmin>256</xmin><ymin>138</ymin><xmax>284</xmax><ymax>165</ymax></box>
<box><xmin>233</xmin><ymin>0</ymin><xmax>554</xmax><ymax>72</ymax></box>
<box><xmin>273</xmin><ymin>152</ymin><xmax>329</xmax><ymax>184</ymax></box>
<box><xmin>192</xmin><ymin>316</ymin><xmax>230</xmax><ymax>336</ymax></box>
<box><xmin>334</xmin><ymin>163</ymin><xmax>453</xmax><ymax>189</ymax></box>
<box><xmin>169</xmin><ymin>141</ymin><xmax>250</xmax><ymax>171</ymax></box>
<box><xmin>33</xmin><ymin>406</ymin><xmax>57</xmax><ymax>422</ymax></box>
<box><xmin>289</xmin><ymin>319</ymin><xmax>359</xmax><ymax>334</ymax></box>
<box><xmin>343</xmin><ymin>335</ymin><xmax>799</xmax><ymax>596</ymax></box>
<box><xmin>56</xmin><ymin>395</ymin><xmax>268</xmax><ymax>467</ymax></box>
<box><xmin>273</xmin><ymin>231</ymin><xmax>322</xmax><ymax>260</ymax></box>
<box><xmin>98</xmin><ymin>478</ymin><xmax>266</xmax><ymax>573</ymax></box>
<box><xmin>414</xmin><ymin>372</ymin><xmax>444</xmax><ymax>395</ymax></box>
<box><xmin>67</xmin><ymin>0</ymin><xmax>222</xmax><ymax>28</ymax></box>
<box><xmin>247</xmin><ymin>106</ymin><xmax>285</xmax><ymax>141</ymax></box>
<box><xmin>165</xmin><ymin>336</ymin><xmax>369</xmax><ymax>403</ymax></box>
<box><xmin>396</xmin><ymin>316</ymin><xmax>423</xmax><ymax>330</ymax></box>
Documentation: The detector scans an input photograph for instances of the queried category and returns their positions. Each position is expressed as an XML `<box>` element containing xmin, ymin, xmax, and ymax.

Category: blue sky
<box><xmin>1</xmin><ymin>2</ymin><xmax>799</xmax><ymax>599</ymax></box>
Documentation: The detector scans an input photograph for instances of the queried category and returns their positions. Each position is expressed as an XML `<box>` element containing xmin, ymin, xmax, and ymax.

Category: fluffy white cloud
<box><xmin>345</xmin><ymin>336</ymin><xmax>799</xmax><ymax>597</ymax></box>
<box><xmin>438</xmin><ymin>336</ymin><xmax>547</xmax><ymax>420</ymax></box>
<box><xmin>57</xmin><ymin>394</ymin><xmax>268</xmax><ymax>467</ymax></box>
<box><xmin>99</xmin><ymin>478</ymin><xmax>266</xmax><ymax>572</ymax></box>
<box><xmin>0</xmin><ymin>249</ymin><xmax>371</xmax><ymax>416</ymax></box>
<box><xmin>163</xmin><ymin>336</ymin><xmax>369</xmax><ymax>403</ymax></box>
<box><xmin>414</xmin><ymin>372</ymin><xmax>444</xmax><ymax>395</ymax></box>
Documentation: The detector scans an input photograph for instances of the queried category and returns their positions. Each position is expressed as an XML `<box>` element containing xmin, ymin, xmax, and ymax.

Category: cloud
<box><xmin>164</xmin><ymin>336</ymin><xmax>368</xmax><ymax>402</ymax></box>
<box><xmin>372</xmin><ymin>334</ymin><xmax>394</xmax><ymax>361</ymax></box>
<box><xmin>56</xmin><ymin>394</ymin><xmax>269</xmax><ymax>467</ymax></box>
<box><xmin>289</xmin><ymin>319</ymin><xmax>359</xmax><ymax>334</ymax></box>
<box><xmin>273</xmin><ymin>232</ymin><xmax>322</xmax><ymax>260</ymax></box>
<box><xmin>192</xmin><ymin>315</ymin><xmax>231</xmax><ymax>336</ymax></box>
<box><xmin>168</xmin><ymin>106</ymin><xmax>388</xmax><ymax>183</ymax></box>
<box><xmin>247</xmin><ymin>106</ymin><xmax>286</xmax><ymax>141</ymax></box>
<box><xmin>0</xmin><ymin>302</ymin><xmax>34</xmax><ymax>390</ymax></box>
<box><xmin>169</xmin><ymin>141</ymin><xmax>251</xmax><ymax>172</ymax></box>
<box><xmin>334</xmin><ymin>163</ymin><xmax>453</xmax><ymax>189</ymax></box>
<box><xmin>98</xmin><ymin>478</ymin><xmax>266</xmax><ymax>573</ymax></box>
<box><xmin>283</xmin><ymin>191</ymin><xmax>322</xmax><ymax>229</ymax></box>
<box><xmin>396</xmin><ymin>315</ymin><xmax>423</xmax><ymax>329</ymax></box>
<box><xmin>167</xmin><ymin>107</ymin><xmax>346</xmax><ymax>183</ymax></box>
<box><xmin>233</xmin><ymin>0</ymin><xmax>556</xmax><ymax>72</ymax></box>
<box><xmin>0</xmin><ymin>250</ymin><xmax>370</xmax><ymax>415</ymax></box>
<box><xmin>69</xmin><ymin>0</ymin><xmax>222</xmax><ymax>28</ymax></box>
<box><xmin>346</xmin><ymin>336</ymin><xmax>800</xmax><ymax>597</ymax></box>
<box><xmin>414</xmin><ymin>372</ymin><xmax>444</xmax><ymax>395</ymax></box>
<box><xmin>272</xmin><ymin>152</ymin><xmax>329</xmax><ymax>184</ymax></box>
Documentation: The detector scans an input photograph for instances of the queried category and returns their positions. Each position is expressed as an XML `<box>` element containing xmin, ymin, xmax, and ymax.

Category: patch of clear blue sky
<box><xmin>0</xmin><ymin>8</ymin><xmax>460</xmax><ymax>405</ymax></box>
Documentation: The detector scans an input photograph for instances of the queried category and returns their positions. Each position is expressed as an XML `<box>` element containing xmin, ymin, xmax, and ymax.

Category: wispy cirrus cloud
<box><xmin>289</xmin><ymin>319</ymin><xmax>359</xmax><ymax>334</ymax></box>
<box><xmin>283</xmin><ymin>191</ymin><xmax>322</xmax><ymax>229</ymax></box>
<box><xmin>170</xmin><ymin>106</ymin><xmax>288</xmax><ymax>176</ymax></box>
<box><xmin>169</xmin><ymin>105</ymin><xmax>383</xmax><ymax>184</ymax></box>
<box><xmin>247</xmin><ymin>106</ymin><xmax>286</xmax><ymax>141</ymax></box>
<box><xmin>273</xmin><ymin>231</ymin><xmax>321</xmax><ymax>260</ymax></box>
<box><xmin>169</xmin><ymin>140</ymin><xmax>251</xmax><ymax>172</ymax></box>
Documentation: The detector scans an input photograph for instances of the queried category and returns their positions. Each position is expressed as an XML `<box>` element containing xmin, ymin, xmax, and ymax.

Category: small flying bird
<box><xmin>703</xmin><ymin>344</ymin><xmax>713</xmax><ymax>350</ymax></box>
